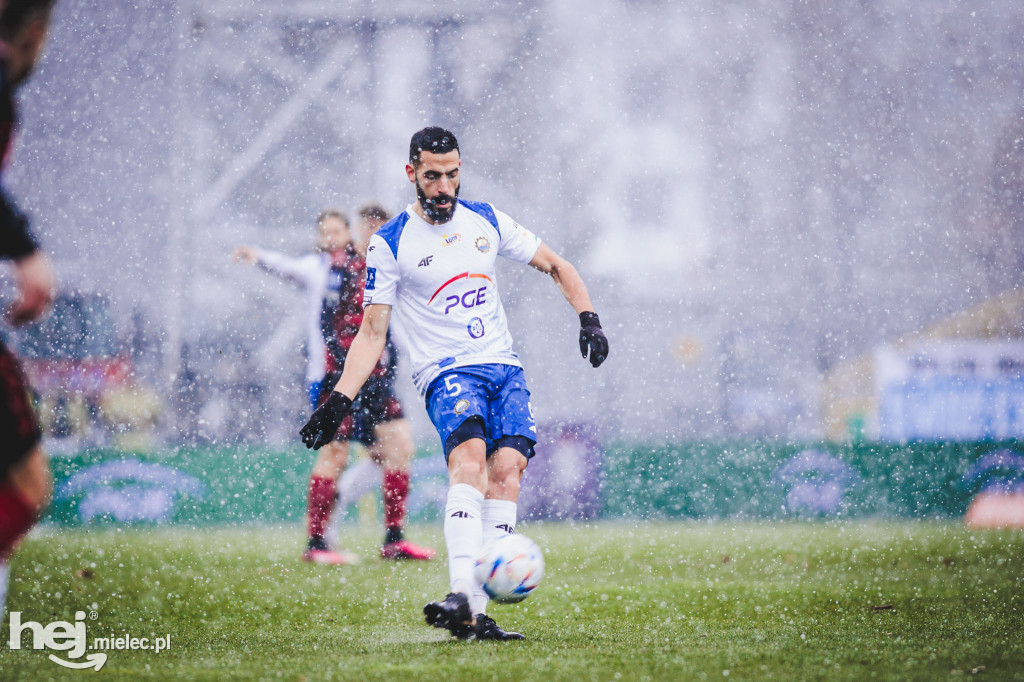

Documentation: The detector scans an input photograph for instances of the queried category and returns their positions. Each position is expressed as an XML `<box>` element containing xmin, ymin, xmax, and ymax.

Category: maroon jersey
<box><xmin>321</xmin><ymin>245</ymin><xmax>396</xmax><ymax>378</ymax></box>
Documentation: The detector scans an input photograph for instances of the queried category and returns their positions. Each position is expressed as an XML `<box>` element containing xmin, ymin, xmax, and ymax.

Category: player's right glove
<box><xmin>300</xmin><ymin>391</ymin><xmax>352</xmax><ymax>450</ymax></box>
<box><xmin>579</xmin><ymin>311</ymin><xmax>609</xmax><ymax>368</ymax></box>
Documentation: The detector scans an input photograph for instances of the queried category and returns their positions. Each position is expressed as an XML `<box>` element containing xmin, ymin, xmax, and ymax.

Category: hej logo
<box><xmin>9</xmin><ymin>610</ymin><xmax>172</xmax><ymax>671</ymax></box>
<box><xmin>9</xmin><ymin>610</ymin><xmax>106</xmax><ymax>670</ymax></box>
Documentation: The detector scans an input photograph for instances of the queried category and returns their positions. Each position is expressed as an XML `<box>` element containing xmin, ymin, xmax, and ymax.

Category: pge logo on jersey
<box><xmin>446</xmin><ymin>287</ymin><xmax>487</xmax><ymax>315</ymax></box>
<box><xmin>428</xmin><ymin>273</ymin><xmax>495</xmax><ymax>314</ymax></box>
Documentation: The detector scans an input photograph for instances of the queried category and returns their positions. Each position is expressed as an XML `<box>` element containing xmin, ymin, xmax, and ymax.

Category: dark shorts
<box><xmin>0</xmin><ymin>341</ymin><xmax>41</xmax><ymax>480</ymax></box>
<box><xmin>318</xmin><ymin>372</ymin><xmax>404</xmax><ymax>447</ymax></box>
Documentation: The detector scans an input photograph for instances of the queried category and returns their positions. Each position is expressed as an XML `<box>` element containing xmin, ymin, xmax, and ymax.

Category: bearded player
<box><xmin>301</xmin><ymin>127</ymin><xmax>608</xmax><ymax>640</ymax></box>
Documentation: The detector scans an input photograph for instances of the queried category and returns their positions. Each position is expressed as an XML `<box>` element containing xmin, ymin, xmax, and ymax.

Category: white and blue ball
<box><xmin>474</xmin><ymin>533</ymin><xmax>544</xmax><ymax>603</ymax></box>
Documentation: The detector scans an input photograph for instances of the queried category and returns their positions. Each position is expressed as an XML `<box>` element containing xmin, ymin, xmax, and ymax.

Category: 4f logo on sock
<box><xmin>449</xmin><ymin>511</ymin><xmax>472</xmax><ymax>518</ymax></box>
<box><xmin>495</xmin><ymin>524</ymin><xmax>514</xmax><ymax>533</ymax></box>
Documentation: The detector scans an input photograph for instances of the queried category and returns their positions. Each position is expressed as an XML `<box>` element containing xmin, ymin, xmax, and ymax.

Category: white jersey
<box><xmin>255</xmin><ymin>249</ymin><xmax>330</xmax><ymax>383</ymax></box>
<box><xmin>363</xmin><ymin>199</ymin><xmax>542</xmax><ymax>394</ymax></box>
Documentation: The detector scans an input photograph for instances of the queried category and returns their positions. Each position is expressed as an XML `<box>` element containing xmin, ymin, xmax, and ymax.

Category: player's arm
<box><xmin>0</xmin><ymin>189</ymin><xmax>53</xmax><ymax>325</ymax></box>
<box><xmin>299</xmin><ymin>303</ymin><xmax>392</xmax><ymax>449</ymax></box>
<box><xmin>528</xmin><ymin>242</ymin><xmax>608</xmax><ymax>368</ymax></box>
<box><xmin>233</xmin><ymin>246</ymin><xmax>316</xmax><ymax>288</ymax></box>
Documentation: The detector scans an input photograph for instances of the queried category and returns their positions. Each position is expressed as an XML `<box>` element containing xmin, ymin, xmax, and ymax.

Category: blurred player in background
<box><xmin>234</xmin><ymin>211</ymin><xmax>353</xmax><ymax>563</ymax></box>
<box><xmin>232</xmin><ymin>210</ymin><xmax>342</xmax><ymax>410</ymax></box>
<box><xmin>235</xmin><ymin>207</ymin><xmax>434</xmax><ymax>564</ymax></box>
<box><xmin>0</xmin><ymin>0</ymin><xmax>58</xmax><ymax>617</ymax></box>
<box><xmin>314</xmin><ymin>203</ymin><xmax>435</xmax><ymax>562</ymax></box>
<box><xmin>301</xmin><ymin>127</ymin><xmax>608</xmax><ymax>640</ymax></box>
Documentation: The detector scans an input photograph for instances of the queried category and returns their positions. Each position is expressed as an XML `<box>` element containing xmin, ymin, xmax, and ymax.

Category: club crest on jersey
<box><xmin>475</xmin><ymin>236</ymin><xmax>491</xmax><ymax>253</ymax></box>
<box><xmin>442</xmin><ymin>233</ymin><xmax>461</xmax><ymax>245</ymax></box>
<box><xmin>454</xmin><ymin>398</ymin><xmax>470</xmax><ymax>415</ymax></box>
<box><xmin>365</xmin><ymin>267</ymin><xmax>376</xmax><ymax>290</ymax></box>
<box><xmin>467</xmin><ymin>317</ymin><xmax>485</xmax><ymax>339</ymax></box>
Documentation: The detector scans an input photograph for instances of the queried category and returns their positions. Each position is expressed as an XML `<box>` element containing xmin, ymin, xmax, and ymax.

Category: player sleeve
<box><xmin>494</xmin><ymin>207</ymin><xmax>541</xmax><ymax>264</ymax></box>
<box><xmin>0</xmin><ymin>189</ymin><xmax>38</xmax><ymax>260</ymax></box>
<box><xmin>256</xmin><ymin>250</ymin><xmax>318</xmax><ymax>287</ymax></box>
<box><xmin>362</xmin><ymin>233</ymin><xmax>399</xmax><ymax>307</ymax></box>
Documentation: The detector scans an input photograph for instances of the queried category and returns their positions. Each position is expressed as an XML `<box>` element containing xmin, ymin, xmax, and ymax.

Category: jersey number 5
<box><xmin>444</xmin><ymin>375</ymin><xmax>462</xmax><ymax>396</ymax></box>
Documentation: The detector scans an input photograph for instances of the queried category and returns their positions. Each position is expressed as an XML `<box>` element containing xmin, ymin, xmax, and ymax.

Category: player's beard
<box><xmin>416</xmin><ymin>180</ymin><xmax>459</xmax><ymax>224</ymax></box>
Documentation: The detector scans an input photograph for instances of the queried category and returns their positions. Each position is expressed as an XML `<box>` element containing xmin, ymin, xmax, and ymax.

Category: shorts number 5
<box><xmin>444</xmin><ymin>375</ymin><xmax>462</xmax><ymax>396</ymax></box>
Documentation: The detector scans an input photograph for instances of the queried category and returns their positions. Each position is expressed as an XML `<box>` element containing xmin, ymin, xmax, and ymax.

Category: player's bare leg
<box><xmin>303</xmin><ymin>440</ymin><xmax>357</xmax><ymax>565</ymax></box>
<box><xmin>372</xmin><ymin>419</ymin><xmax>436</xmax><ymax>560</ymax></box>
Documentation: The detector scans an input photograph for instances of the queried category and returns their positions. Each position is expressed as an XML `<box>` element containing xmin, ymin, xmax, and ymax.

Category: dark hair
<box><xmin>409</xmin><ymin>127</ymin><xmax>459</xmax><ymax>167</ymax></box>
<box><xmin>358</xmin><ymin>203</ymin><xmax>390</xmax><ymax>223</ymax></box>
<box><xmin>316</xmin><ymin>209</ymin><xmax>349</xmax><ymax>228</ymax></box>
<box><xmin>1</xmin><ymin>0</ymin><xmax>56</xmax><ymax>37</ymax></box>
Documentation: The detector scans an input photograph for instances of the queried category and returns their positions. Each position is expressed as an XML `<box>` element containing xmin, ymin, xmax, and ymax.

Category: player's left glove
<box><xmin>300</xmin><ymin>391</ymin><xmax>352</xmax><ymax>450</ymax></box>
<box><xmin>579</xmin><ymin>311</ymin><xmax>608</xmax><ymax>368</ymax></box>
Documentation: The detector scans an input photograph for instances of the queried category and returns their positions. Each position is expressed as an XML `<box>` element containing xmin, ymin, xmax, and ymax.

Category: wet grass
<box><xmin>2</xmin><ymin>520</ymin><xmax>1023</xmax><ymax>680</ymax></box>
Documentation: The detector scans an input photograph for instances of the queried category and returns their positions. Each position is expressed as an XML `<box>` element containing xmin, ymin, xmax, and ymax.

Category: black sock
<box><xmin>384</xmin><ymin>526</ymin><xmax>403</xmax><ymax>545</ymax></box>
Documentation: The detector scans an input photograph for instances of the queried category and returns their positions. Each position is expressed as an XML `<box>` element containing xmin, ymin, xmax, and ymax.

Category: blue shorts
<box><xmin>425</xmin><ymin>364</ymin><xmax>536</xmax><ymax>459</ymax></box>
<box><xmin>308</xmin><ymin>381</ymin><xmax>322</xmax><ymax>412</ymax></box>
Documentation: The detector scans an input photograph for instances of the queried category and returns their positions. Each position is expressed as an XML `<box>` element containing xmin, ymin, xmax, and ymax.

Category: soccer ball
<box><xmin>474</xmin><ymin>533</ymin><xmax>544</xmax><ymax>603</ymax></box>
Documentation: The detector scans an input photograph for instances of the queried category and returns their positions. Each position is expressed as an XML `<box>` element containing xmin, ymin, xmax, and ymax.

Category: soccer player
<box><xmin>236</xmin><ymin>208</ymin><xmax>434</xmax><ymax>564</ymax></box>
<box><xmin>300</xmin><ymin>127</ymin><xmax>609</xmax><ymax>640</ymax></box>
<box><xmin>233</xmin><ymin>209</ymin><xmax>344</xmax><ymax>410</ymax></box>
<box><xmin>315</xmin><ymin>204</ymin><xmax>435</xmax><ymax>562</ymax></box>
<box><xmin>0</xmin><ymin>0</ymin><xmax>59</xmax><ymax>617</ymax></box>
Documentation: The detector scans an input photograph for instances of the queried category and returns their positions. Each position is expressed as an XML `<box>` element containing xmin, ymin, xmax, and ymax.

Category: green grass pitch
<box><xmin>2</xmin><ymin>521</ymin><xmax>1022</xmax><ymax>680</ymax></box>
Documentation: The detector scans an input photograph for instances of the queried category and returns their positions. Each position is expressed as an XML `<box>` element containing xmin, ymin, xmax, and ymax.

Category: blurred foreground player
<box><xmin>312</xmin><ymin>203</ymin><xmax>435</xmax><ymax>563</ymax></box>
<box><xmin>0</xmin><ymin>0</ymin><xmax>58</xmax><ymax>617</ymax></box>
<box><xmin>301</xmin><ymin>127</ymin><xmax>608</xmax><ymax>639</ymax></box>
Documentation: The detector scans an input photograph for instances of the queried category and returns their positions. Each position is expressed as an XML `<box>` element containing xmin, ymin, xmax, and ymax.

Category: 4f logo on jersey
<box><xmin>418</xmin><ymin>255</ymin><xmax>434</xmax><ymax>267</ymax></box>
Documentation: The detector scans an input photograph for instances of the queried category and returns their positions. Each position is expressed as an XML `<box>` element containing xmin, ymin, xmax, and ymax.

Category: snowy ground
<box><xmin>5</xmin><ymin>520</ymin><xmax>1023</xmax><ymax>680</ymax></box>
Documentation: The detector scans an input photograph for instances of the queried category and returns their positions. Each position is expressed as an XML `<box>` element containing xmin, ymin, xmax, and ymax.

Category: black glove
<box><xmin>300</xmin><ymin>391</ymin><xmax>352</xmax><ymax>450</ymax></box>
<box><xmin>578</xmin><ymin>311</ymin><xmax>608</xmax><ymax>368</ymax></box>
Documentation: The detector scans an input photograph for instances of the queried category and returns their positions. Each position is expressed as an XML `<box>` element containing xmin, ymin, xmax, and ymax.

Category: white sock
<box><xmin>0</xmin><ymin>561</ymin><xmax>9</xmax><ymax>619</ymax></box>
<box><xmin>326</xmin><ymin>458</ymin><xmax>383</xmax><ymax>547</ymax></box>
<box><xmin>443</xmin><ymin>483</ymin><xmax>484</xmax><ymax>605</ymax></box>
<box><xmin>337</xmin><ymin>458</ymin><xmax>383</xmax><ymax>507</ymax></box>
<box><xmin>482</xmin><ymin>499</ymin><xmax>517</xmax><ymax>542</ymax></box>
<box><xmin>473</xmin><ymin>499</ymin><xmax>518</xmax><ymax>614</ymax></box>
